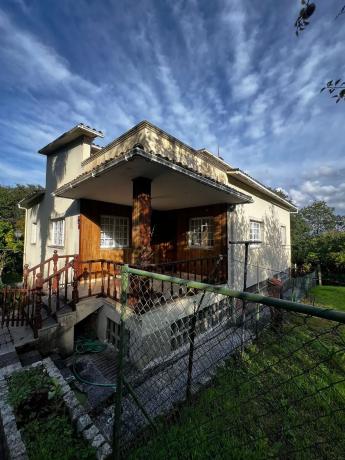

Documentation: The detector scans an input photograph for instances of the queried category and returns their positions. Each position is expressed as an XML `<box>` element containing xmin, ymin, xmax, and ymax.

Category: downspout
<box><xmin>18</xmin><ymin>203</ymin><xmax>28</xmax><ymax>266</ymax></box>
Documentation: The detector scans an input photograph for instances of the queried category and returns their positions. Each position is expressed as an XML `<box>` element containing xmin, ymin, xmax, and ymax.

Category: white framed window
<box><xmin>280</xmin><ymin>225</ymin><xmax>287</xmax><ymax>246</ymax></box>
<box><xmin>51</xmin><ymin>219</ymin><xmax>64</xmax><ymax>247</ymax></box>
<box><xmin>188</xmin><ymin>217</ymin><xmax>214</xmax><ymax>248</ymax></box>
<box><xmin>100</xmin><ymin>215</ymin><xmax>129</xmax><ymax>248</ymax></box>
<box><xmin>249</xmin><ymin>220</ymin><xmax>262</xmax><ymax>243</ymax></box>
<box><xmin>31</xmin><ymin>222</ymin><xmax>37</xmax><ymax>244</ymax></box>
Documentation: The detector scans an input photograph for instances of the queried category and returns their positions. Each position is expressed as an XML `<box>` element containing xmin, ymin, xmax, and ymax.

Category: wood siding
<box><xmin>79</xmin><ymin>200</ymin><xmax>228</xmax><ymax>266</ymax></box>
<box><xmin>175</xmin><ymin>204</ymin><xmax>228</xmax><ymax>260</ymax></box>
<box><xmin>79</xmin><ymin>199</ymin><xmax>132</xmax><ymax>263</ymax></box>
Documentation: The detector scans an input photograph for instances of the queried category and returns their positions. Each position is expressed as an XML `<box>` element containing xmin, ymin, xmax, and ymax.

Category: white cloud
<box><xmin>1</xmin><ymin>0</ymin><xmax>345</xmax><ymax>215</ymax></box>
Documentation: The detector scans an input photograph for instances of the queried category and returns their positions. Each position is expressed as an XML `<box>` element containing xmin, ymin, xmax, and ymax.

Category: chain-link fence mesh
<box><xmin>111</xmin><ymin>267</ymin><xmax>345</xmax><ymax>460</ymax></box>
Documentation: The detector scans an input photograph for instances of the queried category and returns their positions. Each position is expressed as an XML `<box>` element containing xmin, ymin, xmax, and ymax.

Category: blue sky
<box><xmin>1</xmin><ymin>0</ymin><xmax>345</xmax><ymax>213</ymax></box>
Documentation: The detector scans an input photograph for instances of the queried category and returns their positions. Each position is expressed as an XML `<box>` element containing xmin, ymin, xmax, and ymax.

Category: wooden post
<box><xmin>131</xmin><ymin>177</ymin><xmax>152</xmax><ymax>311</ymax></box>
<box><xmin>72</xmin><ymin>255</ymin><xmax>80</xmax><ymax>307</ymax></box>
<box><xmin>52</xmin><ymin>250</ymin><xmax>59</xmax><ymax>293</ymax></box>
<box><xmin>132</xmin><ymin>177</ymin><xmax>152</xmax><ymax>264</ymax></box>
<box><xmin>101</xmin><ymin>260</ymin><xmax>105</xmax><ymax>296</ymax></box>
<box><xmin>107</xmin><ymin>261</ymin><xmax>111</xmax><ymax>297</ymax></box>
<box><xmin>34</xmin><ymin>273</ymin><xmax>43</xmax><ymax>338</ymax></box>
<box><xmin>23</xmin><ymin>264</ymin><xmax>29</xmax><ymax>289</ymax></box>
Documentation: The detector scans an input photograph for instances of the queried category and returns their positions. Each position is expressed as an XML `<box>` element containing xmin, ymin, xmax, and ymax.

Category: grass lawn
<box><xmin>129</xmin><ymin>314</ymin><xmax>345</xmax><ymax>460</ymax></box>
<box><xmin>310</xmin><ymin>285</ymin><xmax>345</xmax><ymax>311</ymax></box>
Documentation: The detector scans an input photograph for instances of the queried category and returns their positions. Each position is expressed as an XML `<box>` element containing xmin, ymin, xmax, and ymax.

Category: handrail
<box><xmin>41</xmin><ymin>258</ymin><xmax>75</xmax><ymax>284</ymax></box>
<box><xmin>23</xmin><ymin>250</ymin><xmax>75</xmax><ymax>288</ymax></box>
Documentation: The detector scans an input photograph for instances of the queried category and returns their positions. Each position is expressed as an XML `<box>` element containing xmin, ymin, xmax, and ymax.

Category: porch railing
<box><xmin>1</xmin><ymin>253</ymin><xmax>228</xmax><ymax>337</ymax></box>
<box><xmin>0</xmin><ymin>283</ymin><xmax>43</xmax><ymax>338</ymax></box>
<box><xmin>133</xmin><ymin>255</ymin><xmax>228</xmax><ymax>284</ymax></box>
<box><xmin>23</xmin><ymin>250</ymin><xmax>74</xmax><ymax>289</ymax></box>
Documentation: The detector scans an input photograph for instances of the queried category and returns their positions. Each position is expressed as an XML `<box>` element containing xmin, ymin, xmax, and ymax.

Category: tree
<box><xmin>0</xmin><ymin>221</ymin><xmax>23</xmax><ymax>285</ymax></box>
<box><xmin>291</xmin><ymin>200</ymin><xmax>345</xmax><ymax>274</ymax></box>
<box><xmin>299</xmin><ymin>201</ymin><xmax>337</xmax><ymax>236</ymax></box>
<box><xmin>0</xmin><ymin>184</ymin><xmax>43</xmax><ymax>231</ymax></box>
<box><xmin>0</xmin><ymin>184</ymin><xmax>42</xmax><ymax>285</ymax></box>
<box><xmin>305</xmin><ymin>231</ymin><xmax>345</xmax><ymax>273</ymax></box>
<box><xmin>291</xmin><ymin>212</ymin><xmax>311</xmax><ymax>265</ymax></box>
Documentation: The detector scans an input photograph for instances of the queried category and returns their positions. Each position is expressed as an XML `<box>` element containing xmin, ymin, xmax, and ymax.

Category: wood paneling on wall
<box><xmin>176</xmin><ymin>204</ymin><xmax>227</xmax><ymax>260</ymax></box>
<box><xmin>79</xmin><ymin>200</ymin><xmax>228</xmax><ymax>265</ymax></box>
<box><xmin>79</xmin><ymin>199</ymin><xmax>132</xmax><ymax>263</ymax></box>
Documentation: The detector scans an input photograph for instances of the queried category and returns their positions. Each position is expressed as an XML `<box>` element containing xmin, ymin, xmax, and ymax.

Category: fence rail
<box><xmin>110</xmin><ymin>265</ymin><xmax>345</xmax><ymax>460</ymax></box>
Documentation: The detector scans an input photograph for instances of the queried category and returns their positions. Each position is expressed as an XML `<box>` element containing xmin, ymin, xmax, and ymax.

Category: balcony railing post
<box><xmin>34</xmin><ymin>273</ymin><xmax>43</xmax><ymax>338</ymax></box>
<box><xmin>107</xmin><ymin>261</ymin><xmax>111</xmax><ymax>297</ymax></box>
<box><xmin>72</xmin><ymin>255</ymin><xmax>80</xmax><ymax>307</ymax></box>
<box><xmin>88</xmin><ymin>261</ymin><xmax>92</xmax><ymax>297</ymax></box>
<box><xmin>52</xmin><ymin>250</ymin><xmax>59</xmax><ymax>293</ymax></box>
<box><xmin>101</xmin><ymin>260</ymin><xmax>105</xmax><ymax>296</ymax></box>
<box><xmin>23</xmin><ymin>264</ymin><xmax>29</xmax><ymax>289</ymax></box>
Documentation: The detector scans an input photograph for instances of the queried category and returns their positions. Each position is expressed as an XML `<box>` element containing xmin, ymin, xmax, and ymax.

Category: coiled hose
<box><xmin>72</xmin><ymin>337</ymin><xmax>117</xmax><ymax>388</ymax></box>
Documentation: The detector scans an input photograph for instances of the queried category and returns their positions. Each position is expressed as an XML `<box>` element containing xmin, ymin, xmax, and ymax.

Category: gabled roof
<box><xmin>38</xmin><ymin>123</ymin><xmax>104</xmax><ymax>155</ymax></box>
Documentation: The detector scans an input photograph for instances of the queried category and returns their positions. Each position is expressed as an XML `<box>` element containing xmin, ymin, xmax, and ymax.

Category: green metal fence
<box><xmin>109</xmin><ymin>265</ymin><xmax>345</xmax><ymax>459</ymax></box>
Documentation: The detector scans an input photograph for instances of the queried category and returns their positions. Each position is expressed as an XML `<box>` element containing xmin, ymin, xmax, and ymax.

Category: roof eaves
<box><xmin>227</xmin><ymin>169</ymin><xmax>297</xmax><ymax>211</ymax></box>
<box><xmin>38</xmin><ymin>123</ymin><xmax>104</xmax><ymax>155</ymax></box>
<box><xmin>18</xmin><ymin>189</ymin><xmax>46</xmax><ymax>209</ymax></box>
<box><xmin>56</xmin><ymin>148</ymin><xmax>253</xmax><ymax>204</ymax></box>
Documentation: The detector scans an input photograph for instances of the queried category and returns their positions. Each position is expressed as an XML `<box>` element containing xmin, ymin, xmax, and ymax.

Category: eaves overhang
<box><xmin>38</xmin><ymin>123</ymin><xmax>104</xmax><ymax>155</ymax></box>
<box><xmin>55</xmin><ymin>148</ymin><xmax>253</xmax><ymax>207</ymax></box>
<box><xmin>18</xmin><ymin>190</ymin><xmax>46</xmax><ymax>209</ymax></box>
<box><xmin>227</xmin><ymin>169</ymin><xmax>297</xmax><ymax>212</ymax></box>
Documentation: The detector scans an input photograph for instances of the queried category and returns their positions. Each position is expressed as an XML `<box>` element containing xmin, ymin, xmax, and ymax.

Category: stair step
<box><xmin>0</xmin><ymin>351</ymin><xmax>20</xmax><ymax>368</ymax></box>
<box><xmin>18</xmin><ymin>349</ymin><xmax>42</xmax><ymax>367</ymax></box>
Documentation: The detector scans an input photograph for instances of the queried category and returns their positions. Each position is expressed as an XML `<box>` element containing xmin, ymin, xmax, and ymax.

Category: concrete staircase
<box><xmin>37</xmin><ymin>296</ymin><xmax>107</xmax><ymax>356</ymax></box>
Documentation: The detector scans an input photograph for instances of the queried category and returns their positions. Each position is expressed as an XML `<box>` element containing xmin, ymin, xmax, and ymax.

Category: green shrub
<box><xmin>7</xmin><ymin>366</ymin><xmax>58</xmax><ymax>411</ymax></box>
<box><xmin>7</xmin><ymin>366</ymin><xmax>96</xmax><ymax>460</ymax></box>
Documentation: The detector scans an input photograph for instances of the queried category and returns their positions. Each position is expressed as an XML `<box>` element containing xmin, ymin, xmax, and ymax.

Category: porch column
<box><xmin>132</xmin><ymin>177</ymin><xmax>152</xmax><ymax>264</ymax></box>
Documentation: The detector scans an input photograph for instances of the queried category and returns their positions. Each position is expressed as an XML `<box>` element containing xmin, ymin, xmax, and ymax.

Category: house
<box><xmin>18</xmin><ymin>120</ymin><xmax>297</xmax><ymax>361</ymax></box>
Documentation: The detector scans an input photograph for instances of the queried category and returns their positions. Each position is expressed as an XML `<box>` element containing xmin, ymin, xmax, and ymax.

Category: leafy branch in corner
<box><xmin>294</xmin><ymin>1</ymin><xmax>345</xmax><ymax>103</ymax></box>
<box><xmin>321</xmin><ymin>80</ymin><xmax>345</xmax><ymax>103</ymax></box>
<box><xmin>294</xmin><ymin>0</ymin><xmax>316</xmax><ymax>36</ymax></box>
<box><xmin>335</xmin><ymin>5</ymin><xmax>345</xmax><ymax>20</ymax></box>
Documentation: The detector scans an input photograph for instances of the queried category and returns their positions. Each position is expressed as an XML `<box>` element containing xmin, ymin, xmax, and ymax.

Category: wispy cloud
<box><xmin>0</xmin><ymin>0</ymin><xmax>345</xmax><ymax>213</ymax></box>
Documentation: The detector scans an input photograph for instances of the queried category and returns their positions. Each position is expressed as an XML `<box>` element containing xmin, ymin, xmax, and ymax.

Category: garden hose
<box><xmin>73</xmin><ymin>338</ymin><xmax>158</xmax><ymax>429</ymax></box>
<box><xmin>72</xmin><ymin>337</ymin><xmax>117</xmax><ymax>388</ymax></box>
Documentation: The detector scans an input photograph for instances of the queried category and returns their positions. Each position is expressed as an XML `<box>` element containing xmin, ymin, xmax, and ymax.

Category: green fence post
<box><xmin>113</xmin><ymin>264</ymin><xmax>128</xmax><ymax>460</ymax></box>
